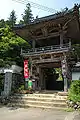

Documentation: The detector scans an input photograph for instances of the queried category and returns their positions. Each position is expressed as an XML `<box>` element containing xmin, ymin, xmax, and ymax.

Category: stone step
<box><xmin>9</xmin><ymin>99</ymin><xmax>67</xmax><ymax>107</ymax></box>
<box><xmin>10</xmin><ymin>97</ymin><xmax>66</xmax><ymax>102</ymax></box>
<box><xmin>8</xmin><ymin>93</ymin><xmax>68</xmax><ymax>109</ymax></box>
<box><xmin>26</xmin><ymin>101</ymin><xmax>66</xmax><ymax>107</ymax></box>
<box><xmin>15</xmin><ymin>93</ymin><xmax>68</xmax><ymax>97</ymax></box>
<box><xmin>11</xmin><ymin>94</ymin><xmax>67</xmax><ymax>99</ymax></box>
<box><xmin>8</xmin><ymin>103</ymin><xmax>67</xmax><ymax>110</ymax></box>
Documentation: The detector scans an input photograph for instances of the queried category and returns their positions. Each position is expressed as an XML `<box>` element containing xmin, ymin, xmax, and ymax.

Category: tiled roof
<box><xmin>33</xmin><ymin>8</ymin><xmax>73</xmax><ymax>24</ymax></box>
<box><xmin>14</xmin><ymin>8</ymin><xmax>73</xmax><ymax>28</ymax></box>
<box><xmin>14</xmin><ymin>24</ymin><xmax>26</xmax><ymax>28</ymax></box>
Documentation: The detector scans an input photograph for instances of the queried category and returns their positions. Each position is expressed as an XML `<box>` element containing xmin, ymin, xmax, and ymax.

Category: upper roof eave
<box><xmin>14</xmin><ymin>8</ymin><xmax>74</xmax><ymax>29</ymax></box>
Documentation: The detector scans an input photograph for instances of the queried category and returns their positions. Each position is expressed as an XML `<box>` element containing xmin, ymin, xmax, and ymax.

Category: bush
<box><xmin>68</xmin><ymin>80</ymin><xmax>80</xmax><ymax>102</ymax></box>
<box><xmin>0</xmin><ymin>74</ymin><xmax>4</xmax><ymax>94</ymax></box>
<box><xmin>18</xmin><ymin>85</ymin><xmax>25</xmax><ymax>91</ymax></box>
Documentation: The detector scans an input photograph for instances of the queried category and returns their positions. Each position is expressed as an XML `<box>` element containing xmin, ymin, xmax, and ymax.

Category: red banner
<box><xmin>24</xmin><ymin>60</ymin><xmax>29</xmax><ymax>78</ymax></box>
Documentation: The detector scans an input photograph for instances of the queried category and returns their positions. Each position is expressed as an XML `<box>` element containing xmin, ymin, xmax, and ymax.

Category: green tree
<box><xmin>8</xmin><ymin>10</ymin><xmax>17</xmax><ymax>27</ymax></box>
<box><xmin>22</xmin><ymin>3</ymin><xmax>34</xmax><ymax>24</ymax></box>
<box><xmin>71</xmin><ymin>44</ymin><xmax>80</xmax><ymax>62</ymax></box>
<box><xmin>68</xmin><ymin>80</ymin><xmax>80</xmax><ymax>102</ymax></box>
<box><xmin>0</xmin><ymin>19</ymin><xmax>6</xmax><ymax>28</ymax></box>
<box><xmin>0</xmin><ymin>23</ymin><xmax>30</xmax><ymax>67</ymax></box>
<box><xmin>19</xmin><ymin>20</ymin><xmax>24</xmax><ymax>24</ymax></box>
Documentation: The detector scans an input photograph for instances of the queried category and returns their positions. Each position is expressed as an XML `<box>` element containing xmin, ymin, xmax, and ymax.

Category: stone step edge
<box><xmin>8</xmin><ymin>103</ymin><xmax>67</xmax><ymax>110</ymax></box>
<box><xmin>14</xmin><ymin>93</ymin><xmax>68</xmax><ymax>97</ymax></box>
<box><xmin>10</xmin><ymin>100</ymin><xmax>67</xmax><ymax>105</ymax></box>
<box><xmin>10</xmin><ymin>95</ymin><xmax>67</xmax><ymax>99</ymax></box>
<box><xmin>10</xmin><ymin>96</ymin><xmax>67</xmax><ymax>100</ymax></box>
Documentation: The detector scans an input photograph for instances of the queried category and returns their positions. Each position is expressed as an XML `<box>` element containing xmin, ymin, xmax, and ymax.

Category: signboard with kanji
<box><xmin>24</xmin><ymin>60</ymin><xmax>29</xmax><ymax>78</ymax></box>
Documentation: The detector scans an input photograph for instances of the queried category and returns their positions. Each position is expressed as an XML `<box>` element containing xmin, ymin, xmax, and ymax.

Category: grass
<box><xmin>64</xmin><ymin>107</ymin><xmax>74</xmax><ymax>112</ymax></box>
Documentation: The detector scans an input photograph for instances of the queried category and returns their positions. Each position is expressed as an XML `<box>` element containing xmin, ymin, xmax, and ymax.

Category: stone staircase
<box><xmin>8</xmin><ymin>92</ymin><xmax>68</xmax><ymax>110</ymax></box>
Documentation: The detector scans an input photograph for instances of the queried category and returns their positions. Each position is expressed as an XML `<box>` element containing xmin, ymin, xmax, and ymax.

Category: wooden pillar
<box><xmin>64</xmin><ymin>76</ymin><xmax>68</xmax><ymax>92</ymax></box>
<box><xmin>29</xmin><ymin>57</ymin><xmax>32</xmax><ymax>76</ymax></box>
<box><xmin>30</xmin><ymin>64</ymin><xmax>32</xmax><ymax>76</ymax></box>
<box><xmin>36</xmin><ymin>66</ymin><xmax>39</xmax><ymax>90</ymax></box>
<box><xmin>32</xmin><ymin>40</ymin><xmax>36</xmax><ymax>51</ymax></box>
<box><xmin>51</xmin><ymin>54</ymin><xmax>53</xmax><ymax>60</ymax></box>
<box><xmin>69</xmin><ymin>39</ymin><xmax>71</xmax><ymax>48</ymax></box>
<box><xmin>39</xmin><ymin>67</ymin><xmax>43</xmax><ymax>91</ymax></box>
<box><xmin>61</xmin><ymin>55</ymin><xmax>68</xmax><ymax>92</ymax></box>
<box><xmin>36</xmin><ymin>66</ymin><xmax>39</xmax><ymax>73</ymax></box>
<box><xmin>60</xmin><ymin>31</ymin><xmax>64</xmax><ymax>47</ymax></box>
<box><xmin>39</xmin><ymin>67</ymin><xmax>41</xmax><ymax>91</ymax></box>
<box><xmin>43</xmin><ymin>71</ymin><xmax>46</xmax><ymax>90</ymax></box>
<box><xmin>67</xmin><ymin>67</ymin><xmax>72</xmax><ymax>89</ymax></box>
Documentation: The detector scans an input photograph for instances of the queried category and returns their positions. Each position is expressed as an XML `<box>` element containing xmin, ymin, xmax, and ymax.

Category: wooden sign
<box><xmin>24</xmin><ymin>60</ymin><xmax>29</xmax><ymax>78</ymax></box>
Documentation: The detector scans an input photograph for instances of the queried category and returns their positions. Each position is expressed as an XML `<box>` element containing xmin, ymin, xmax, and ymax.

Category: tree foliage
<box><xmin>68</xmin><ymin>80</ymin><xmax>80</xmax><ymax>102</ymax></box>
<box><xmin>21</xmin><ymin>3</ymin><xmax>34</xmax><ymax>24</ymax></box>
<box><xmin>8</xmin><ymin>10</ymin><xmax>17</xmax><ymax>27</ymax></box>
<box><xmin>0</xmin><ymin>7</ymin><xmax>33</xmax><ymax>68</ymax></box>
<box><xmin>71</xmin><ymin>44</ymin><xmax>80</xmax><ymax>62</ymax></box>
<box><xmin>0</xmin><ymin>22</ymin><xmax>30</xmax><ymax>67</ymax></box>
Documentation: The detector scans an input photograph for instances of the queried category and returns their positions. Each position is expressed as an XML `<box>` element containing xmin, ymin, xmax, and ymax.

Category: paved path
<box><xmin>0</xmin><ymin>106</ymin><xmax>80</xmax><ymax>120</ymax></box>
<box><xmin>73</xmin><ymin>112</ymin><xmax>80</xmax><ymax>120</ymax></box>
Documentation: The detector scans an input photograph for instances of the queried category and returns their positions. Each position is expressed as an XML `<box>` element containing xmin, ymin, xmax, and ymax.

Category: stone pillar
<box><xmin>3</xmin><ymin>72</ymin><xmax>12</xmax><ymax>97</ymax></box>
<box><xmin>61</xmin><ymin>55</ymin><xmax>68</xmax><ymax>92</ymax></box>
<box><xmin>60</xmin><ymin>31</ymin><xmax>64</xmax><ymax>48</ymax></box>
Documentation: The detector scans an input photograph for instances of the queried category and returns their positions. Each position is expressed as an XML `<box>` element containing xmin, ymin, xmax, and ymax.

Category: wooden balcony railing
<box><xmin>21</xmin><ymin>43</ymin><xmax>71</xmax><ymax>56</ymax></box>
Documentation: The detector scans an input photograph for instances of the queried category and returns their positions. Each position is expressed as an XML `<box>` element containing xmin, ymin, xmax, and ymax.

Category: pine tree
<box><xmin>8</xmin><ymin>10</ymin><xmax>17</xmax><ymax>27</ymax></box>
<box><xmin>22</xmin><ymin>3</ymin><xmax>34</xmax><ymax>24</ymax></box>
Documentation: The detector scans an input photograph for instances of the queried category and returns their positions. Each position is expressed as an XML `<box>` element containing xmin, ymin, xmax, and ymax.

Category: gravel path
<box><xmin>0</xmin><ymin>107</ymin><xmax>68</xmax><ymax>120</ymax></box>
<box><xmin>0</xmin><ymin>106</ymin><xmax>80</xmax><ymax>120</ymax></box>
<box><xmin>73</xmin><ymin>112</ymin><xmax>80</xmax><ymax>120</ymax></box>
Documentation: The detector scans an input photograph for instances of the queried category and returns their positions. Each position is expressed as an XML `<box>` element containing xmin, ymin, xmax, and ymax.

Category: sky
<box><xmin>0</xmin><ymin>0</ymin><xmax>80</xmax><ymax>22</ymax></box>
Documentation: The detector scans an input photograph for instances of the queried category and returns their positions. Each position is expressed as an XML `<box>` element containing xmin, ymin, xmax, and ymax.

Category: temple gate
<box><xmin>14</xmin><ymin>5</ymin><xmax>80</xmax><ymax>91</ymax></box>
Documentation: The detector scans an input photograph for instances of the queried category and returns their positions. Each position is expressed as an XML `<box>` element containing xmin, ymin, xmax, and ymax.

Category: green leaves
<box><xmin>0</xmin><ymin>22</ymin><xmax>30</xmax><ymax>67</ymax></box>
<box><xmin>21</xmin><ymin>3</ymin><xmax>34</xmax><ymax>24</ymax></box>
<box><xmin>8</xmin><ymin>10</ymin><xmax>17</xmax><ymax>27</ymax></box>
<box><xmin>71</xmin><ymin>44</ymin><xmax>80</xmax><ymax>61</ymax></box>
<box><xmin>68</xmin><ymin>80</ymin><xmax>80</xmax><ymax>102</ymax></box>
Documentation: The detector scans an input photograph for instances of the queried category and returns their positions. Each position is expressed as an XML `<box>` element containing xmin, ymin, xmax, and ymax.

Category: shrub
<box><xmin>68</xmin><ymin>80</ymin><xmax>80</xmax><ymax>102</ymax></box>
<box><xmin>18</xmin><ymin>85</ymin><xmax>25</xmax><ymax>91</ymax></box>
<box><xmin>0</xmin><ymin>74</ymin><xmax>4</xmax><ymax>94</ymax></box>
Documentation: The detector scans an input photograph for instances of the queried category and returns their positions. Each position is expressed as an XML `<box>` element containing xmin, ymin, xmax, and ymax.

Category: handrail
<box><xmin>21</xmin><ymin>43</ymin><xmax>70</xmax><ymax>55</ymax></box>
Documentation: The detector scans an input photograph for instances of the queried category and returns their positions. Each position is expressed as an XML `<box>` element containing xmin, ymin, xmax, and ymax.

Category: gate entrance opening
<box><xmin>42</xmin><ymin>68</ymin><xmax>64</xmax><ymax>91</ymax></box>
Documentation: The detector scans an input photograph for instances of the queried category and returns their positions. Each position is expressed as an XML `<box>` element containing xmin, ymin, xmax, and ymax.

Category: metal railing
<box><xmin>21</xmin><ymin>43</ymin><xmax>71</xmax><ymax>56</ymax></box>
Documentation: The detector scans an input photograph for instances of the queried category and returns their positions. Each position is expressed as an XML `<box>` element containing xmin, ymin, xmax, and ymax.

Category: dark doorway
<box><xmin>44</xmin><ymin>68</ymin><xmax>64</xmax><ymax>91</ymax></box>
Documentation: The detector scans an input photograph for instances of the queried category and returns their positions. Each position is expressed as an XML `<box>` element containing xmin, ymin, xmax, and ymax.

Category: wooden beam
<box><xmin>32</xmin><ymin>57</ymin><xmax>61</xmax><ymax>64</ymax></box>
<box><xmin>23</xmin><ymin>49</ymin><xmax>69</xmax><ymax>58</ymax></box>
<box><xmin>34</xmin><ymin>32</ymin><xmax>60</xmax><ymax>40</ymax></box>
<box><xmin>38</xmin><ymin>62</ymin><xmax>61</xmax><ymax>68</ymax></box>
<box><xmin>41</xmin><ymin>27</ymin><xmax>48</xmax><ymax>37</ymax></box>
